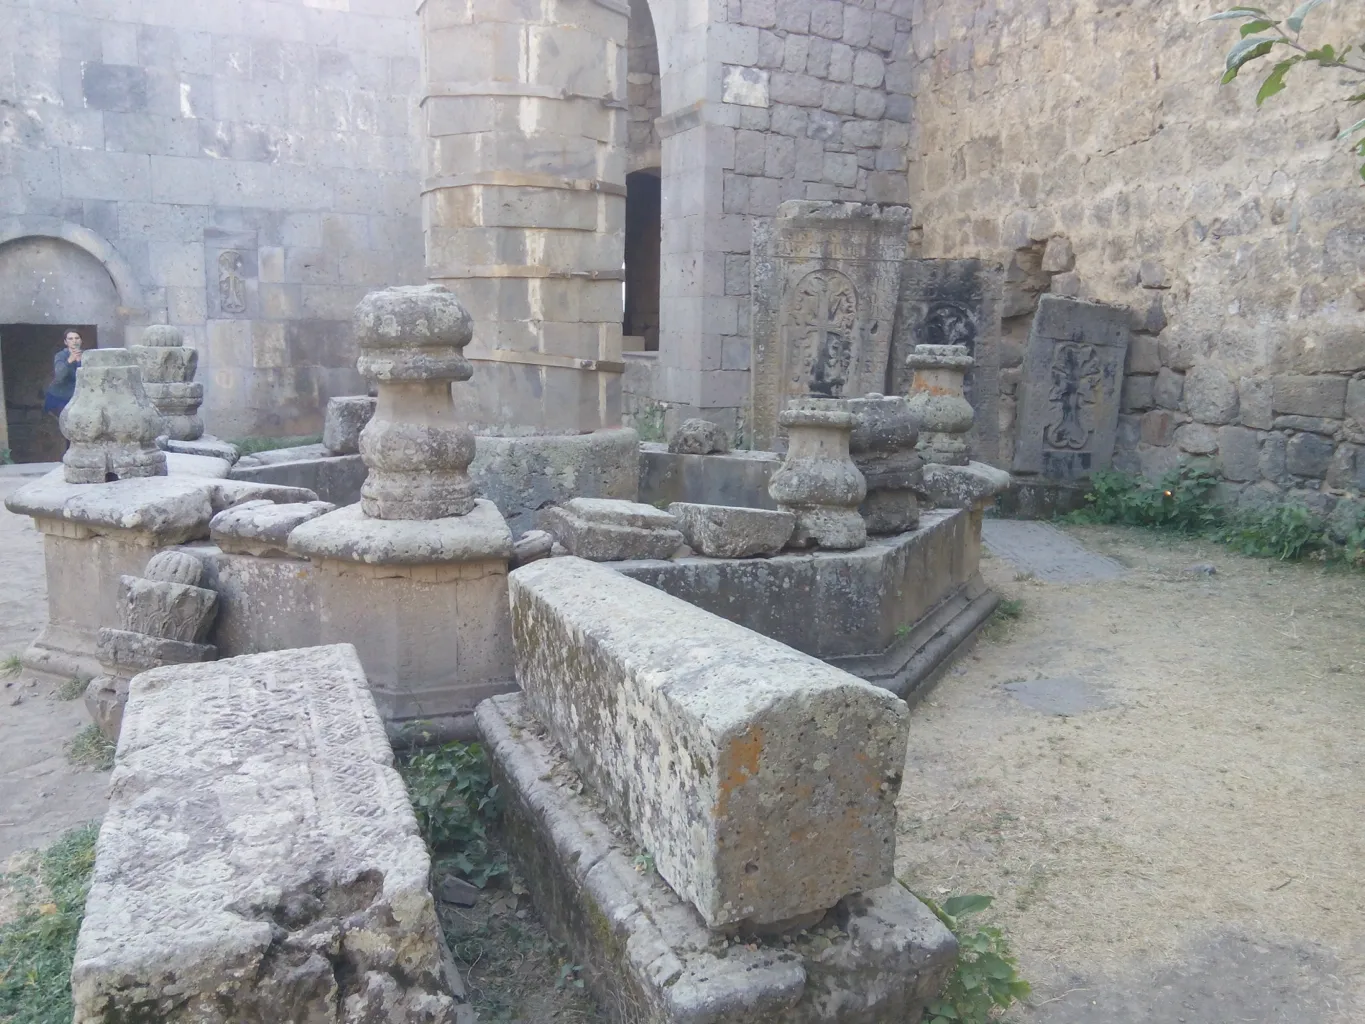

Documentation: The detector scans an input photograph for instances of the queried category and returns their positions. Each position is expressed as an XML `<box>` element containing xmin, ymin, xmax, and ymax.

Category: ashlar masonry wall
<box><xmin>0</xmin><ymin>0</ymin><xmax>423</xmax><ymax>440</ymax></box>
<box><xmin>907</xmin><ymin>0</ymin><xmax>1365</xmax><ymax>526</ymax></box>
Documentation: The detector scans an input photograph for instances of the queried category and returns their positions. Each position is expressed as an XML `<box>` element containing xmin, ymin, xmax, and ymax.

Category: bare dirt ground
<box><xmin>0</xmin><ymin>472</ymin><xmax>109</xmax><ymax>864</ymax></box>
<box><xmin>900</xmin><ymin>523</ymin><xmax>1365</xmax><ymax>1023</ymax></box>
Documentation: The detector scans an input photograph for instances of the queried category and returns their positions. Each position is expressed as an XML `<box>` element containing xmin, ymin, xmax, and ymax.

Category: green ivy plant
<box><xmin>919</xmin><ymin>894</ymin><xmax>1030</xmax><ymax>1024</ymax></box>
<box><xmin>1068</xmin><ymin>465</ymin><xmax>1221</xmax><ymax>533</ymax></box>
<box><xmin>1209</xmin><ymin>2</ymin><xmax>1365</xmax><ymax>180</ymax></box>
<box><xmin>399</xmin><ymin>741</ymin><xmax>508</xmax><ymax>888</ymax></box>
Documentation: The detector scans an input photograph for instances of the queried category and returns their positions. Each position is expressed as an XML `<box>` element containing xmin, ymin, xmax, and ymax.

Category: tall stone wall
<box><xmin>0</xmin><ymin>0</ymin><xmax>423</xmax><ymax>441</ymax></box>
<box><xmin>907</xmin><ymin>0</ymin><xmax>1365</xmax><ymax>518</ymax></box>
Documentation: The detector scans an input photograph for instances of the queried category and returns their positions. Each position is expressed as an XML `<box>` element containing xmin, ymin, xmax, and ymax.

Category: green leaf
<box><xmin>1240</xmin><ymin>19</ymin><xmax>1277</xmax><ymax>36</ymax></box>
<box><xmin>1205</xmin><ymin>7</ymin><xmax>1269</xmax><ymax>20</ymax></box>
<box><xmin>1340</xmin><ymin>117</ymin><xmax>1365</xmax><ymax>140</ymax></box>
<box><xmin>1222</xmin><ymin>38</ymin><xmax>1275</xmax><ymax>81</ymax></box>
<box><xmin>1286</xmin><ymin>0</ymin><xmax>1328</xmax><ymax>33</ymax></box>
<box><xmin>942</xmin><ymin>893</ymin><xmax>994</xmax><ymax>918</ymax></box>
<box><xmin>1304</xmin><ymin>43</ymin><xmax>1337</xmax><ymax>64</ymax></box>
<box><xmin>1256</xmin><ymin>58</ymin><xmax>1300</xmax><ymax>105</ymax></box>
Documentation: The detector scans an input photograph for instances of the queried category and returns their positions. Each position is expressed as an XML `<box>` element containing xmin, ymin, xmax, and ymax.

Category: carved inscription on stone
<box><xmin>784</xmin><ymin>270</ymin><xmax>858</xmax><ymax>399</ymax></box>
<box><xmin>1014</xmin><ymin>296</ymin><xmax>1130</xmax><ymax>482</ymax></box>
<box><xmin>219</xmin><ymin>251</ymin><xmax>247</xmax><ymax>314</ymax></box>
<box><xmin>751</xmin><ymin>202</ymin><xmax>911</xmax><ymax>451</ymax></box>
<box><xmin>892</xmin><ymin>260</ymin><xmax>1003</xmax><ymax>465</ymax></box>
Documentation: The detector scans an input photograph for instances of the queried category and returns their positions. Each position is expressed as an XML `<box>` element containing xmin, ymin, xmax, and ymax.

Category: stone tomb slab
<box><xmin>1004</xmin><ymin>676</ymin><xmax>1116</xmax><ymax>716</ymax></box>
<box><xmin>477</xmin><ymin>692</ymin><xmax>957</xmax><ymax>1024</ymax></box>
<box><xmin>892</xmin><ymin>259</ymin><xmax>1004</xmax><ymax>464</ymax></box>
<box><xmin>72</xmin><ymin>644</ymin><xmax>473</xmax><ymax>1023</ymax></box>
<box><xmin>1013</xmin><ymin>295</ymin><xmax>1131</xmax><ymax>481</ymax></box>
<box><xmin>509</xmin><ymin>557</ymin><xmax>909</xmax><ymax>931</ymax></box>
<box><xmin>981</xmin><ymin>519</ymin><xmax>1127</xmax><ymax>582</ymax></box>
<box><xmin>750</xmin><ymin>202</ymin><xmax>912</xmax><ymax>450</ymax></box>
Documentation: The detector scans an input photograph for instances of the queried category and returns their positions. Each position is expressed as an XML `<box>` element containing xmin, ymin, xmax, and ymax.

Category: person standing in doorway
<box><xmin>43</xmin><ymin>329</ymin><xmax>84</xmax><ymax>419</ymax></box>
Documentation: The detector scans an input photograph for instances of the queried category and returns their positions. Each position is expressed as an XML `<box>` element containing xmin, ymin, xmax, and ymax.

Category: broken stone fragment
<box><xmin>60</xmin><ymin>349</ymin><xmax>168</xmax><ymax>484</ymax></box>
<box><xmin>85</xmin><ymin>628</ymin><xmax>217</xmax><ymax>741</ymax></box>
<box><xmin>510</xmin><ymin>529</ymin><xmax>554</xmax><ymax>568</ymax></box>
<box><xmin>667</xmin><ymin>418</ymin><xmax>731</xmax><ymax>455</ymax></box>
<box><xmin>210</xmin><ymin>499</ymin><xmax>337</xmax><ymax>557</ymax></box>
<box><xmin>119</xmin><ymin>576</ymin><xmax>218</xmax><ymax>644</ymax></box>
<box><xmin>324</xmin><ymin>396</ymin><xmax>378</xmax><ymax>456</ymax></box>
<box><xmin>667</xmin><ymin>502</ymin><xmax>794</xmax><ymax>558</ymax></box>
<box><xmin>509</xmin><ymin>557</ymin><xmax>909</xmax><ymax>931</ymax></box>
<box><xmin>540</xmin><ymin>497</ymin><xmax>684</xmax><ymax>561</ymax></box>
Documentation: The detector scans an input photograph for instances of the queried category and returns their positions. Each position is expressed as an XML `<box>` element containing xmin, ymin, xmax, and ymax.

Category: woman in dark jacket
<box><xmin>43</xmin><ymin>330</ymin><xmax>84</xmax><ymax>416</ymax></box>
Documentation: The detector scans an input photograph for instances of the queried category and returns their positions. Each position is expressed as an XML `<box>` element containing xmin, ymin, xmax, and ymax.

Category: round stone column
<box><xmin>768</xmin><ymin>399</ymin><xmax>868</xmax><ymax>551</ymax></box>
<box><xmin>130</xmin><ymin>325</ymin><xmax>204</xmax><ymax>441</ymax></box>
<box><xmin>905</xmin><ymin>344</ymin><xmax>976</xmax><ymax>466</ymax></box>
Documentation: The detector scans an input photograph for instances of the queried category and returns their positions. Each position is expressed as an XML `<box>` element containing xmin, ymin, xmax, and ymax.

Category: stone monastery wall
<box><xmin>906</xmin><ymin>0</ymin><xmax>1365</xmax><ymax>512</ymax></box>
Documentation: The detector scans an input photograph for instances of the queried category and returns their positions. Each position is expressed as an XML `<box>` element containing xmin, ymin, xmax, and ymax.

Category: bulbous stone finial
<box><xmin>130</xmin><ymin>325</ymin><xmax>204</xmax><ymax>441</ymax></box>
<box><xmin>354</xmin><ymin>285</ymin><xmax>478</xmax><ymax>520</ymax></box>
<box><xmin>60</xmin><ymin>349</ymin><xmax>168</xmax><ymax>484</ymax></box>
<box><xmin>904</xmin><ymin>344</ymin><xmax>975</xmax><ymax>466</ymax></box>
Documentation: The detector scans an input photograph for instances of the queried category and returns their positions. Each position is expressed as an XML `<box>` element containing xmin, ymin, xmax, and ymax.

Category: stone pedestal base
<box><xmin>469</xmin><ymin>429</ymin><xmax>640</xmax><ymax>536</ymax></box>
<box><xmin>285</xmin><ymin>500</ymin><xmax>515</xmax><ymax>733</ymax></box>
<box><xmin>477</xmin><ymin>693</ymin><xmax>958</xmax><ymax>1024</ymax></box>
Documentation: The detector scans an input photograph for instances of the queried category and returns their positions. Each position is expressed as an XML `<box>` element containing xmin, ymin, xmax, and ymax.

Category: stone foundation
<box><xmin>478</xmin><ymin>693</ymin><xmax>958</xmax><ymax>1024</ymax></box>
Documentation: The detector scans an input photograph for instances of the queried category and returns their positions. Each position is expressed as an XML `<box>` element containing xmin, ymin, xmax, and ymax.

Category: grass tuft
<box><xmin>1</xmin><ymin>655</ymin><xmax>21</xmax><ymax>680</ymax></box>
<box><xmin>0</xmin><ymin>823</ymin><xmax>100</xmax><ymax>1024</ymax></box>
<box><xmin>65</xmin><ymin>726</ymin><xmax>115</xmax><ymax>772</ymax></box>
<box><xmin>55</xmin><ymin>677</ymin><xmax>86</xmax><ymax>702</ymax></box>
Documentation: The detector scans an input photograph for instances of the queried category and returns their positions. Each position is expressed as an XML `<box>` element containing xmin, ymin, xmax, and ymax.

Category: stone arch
<box><xmin>0</xmin><ymin>227</ymin><xmax>137</xmax><ymax>461</ymax></box>
<box><xmin>0</xmin><ymin>221</ymin><xmax>146</xmax><ymax>326</ymax></box>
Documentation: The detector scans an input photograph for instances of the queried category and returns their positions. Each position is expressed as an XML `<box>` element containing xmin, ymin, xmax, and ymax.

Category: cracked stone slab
<box><xmin>981</xmin><ymin>519</ymin><xmax>1127</xmax><ymax>582</ymax></box>
<box><xmin>1003</xmin><ymin>676</ymin><xmax>1116</xmax><ymax>716</ymax></box>
<box><xmin>72</xmin><ymin>644</ymin><xmax>473</xmax><ymax>1024</ymax></box>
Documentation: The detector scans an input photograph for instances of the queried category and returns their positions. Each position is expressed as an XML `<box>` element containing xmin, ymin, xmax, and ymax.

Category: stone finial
<box><xmin>768</xmin><ymin>399</ymin><xmax>868</xmax><ymax>551</ymax></box>
<box><xmin>844</xmin><ymin>394</ymin><xmax>923</xmax><ymax>535</ymax></box>
<box><xmin>144</xmin><ymin>549</ymin><xmax>206</xmax><ymax>586</ymax></box>
<box><xmin>904</xmin><ymin>344</ymin><xmax>975</xmax><ymax>466</ymax></box>
<box><xmin>354</xmin><ymin>285</ymin><xmax>477</xmax><ymax>520</ymax></box>
<box><xmin>667</xmin><ymin>418</ymin><xmax>731</xmax><ymax>456</ymax></box>
<box><xmin>61</xmin><ymin>349</ymin><xmax>169</xmax><ymax>484</ymax></box>
<box><xmin>130</xmin><ymin>326</ymin><xmax>205</xmax><ymax>442</ymax></box>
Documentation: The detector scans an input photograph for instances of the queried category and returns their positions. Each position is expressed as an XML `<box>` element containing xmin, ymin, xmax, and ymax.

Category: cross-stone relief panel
<box><xmin>892</xmin><ymin>259</ymin><xmax>1004</xmax><ymax>465</ymax></box>
<box><xmin>1013</xmin><ymin>295</ymin><xmax>1131</xmax><ymax>482</ymax></box>
<box><xmin>750</xmin><ymin>201</ymin><xmax>911</xmax><ymax>451</ymax></box>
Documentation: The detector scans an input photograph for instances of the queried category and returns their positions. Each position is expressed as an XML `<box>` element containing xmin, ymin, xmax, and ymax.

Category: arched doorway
<box><xmin>0</xmin><ymin>236</ymin><xmax>123</xmax><ymax>462</ymax></box>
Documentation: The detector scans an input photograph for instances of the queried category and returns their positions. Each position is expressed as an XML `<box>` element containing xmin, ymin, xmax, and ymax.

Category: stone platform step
<box><xmin>981</xmin><ymin>519</ymin><xmax>1127</xmax><ymax>582</ymax></box>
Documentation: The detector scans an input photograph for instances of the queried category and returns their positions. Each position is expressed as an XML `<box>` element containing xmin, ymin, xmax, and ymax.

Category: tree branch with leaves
<box><xmin>1210</xmin><ymin>1</ymin><xmax>1365</xmax><ymax>180</ymax></box>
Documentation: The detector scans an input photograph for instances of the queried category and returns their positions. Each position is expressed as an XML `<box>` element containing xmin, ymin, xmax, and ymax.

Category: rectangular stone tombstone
<box><xmin>508</xmin><ymin>556</ymin><xmax>909</xmax><ymax>932</ymax></box>
<box><xmin>72</xmin><ymin>644</ymin><xmax>473</xmax><ymax>1023</ymax></box>
<box><xmin>750</xmin><ymin>201</ymin><xmax>912</xmax><ymax>451</ymax></box>
<box><xmin>1013</xmin><ymin>296</ymin><xmax>1131</xmax><ymax>481</ymax></box>
<box><xmin>892</xmin><ymin>259</ymin><xmax>1005</xmax><ymax>465</ymax></box>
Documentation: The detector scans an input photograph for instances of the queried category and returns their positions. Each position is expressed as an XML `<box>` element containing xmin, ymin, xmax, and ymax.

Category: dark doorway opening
<box><xmin>623</xmin><ymin>170</ymin><xmax>661</xmax><ymax>353</ymax></box>
<box><xmin>1</xmin><ymin>324</ymin><xmax>97</xmax><ymax>463</ymax></box>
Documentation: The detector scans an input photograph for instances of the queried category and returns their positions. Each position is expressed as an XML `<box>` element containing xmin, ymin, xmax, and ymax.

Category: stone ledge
<box><xmin>287</xmin><ymin>499</ymin><xmax>512</xmax><ymax>566</ymax></box>
<box><xmin>477</xmin><ymin>692</ymin><xmax>957</xmax><ymax>1024</ymax></box>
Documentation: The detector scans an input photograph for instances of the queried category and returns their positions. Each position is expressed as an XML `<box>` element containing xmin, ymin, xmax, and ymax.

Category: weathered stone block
<box><xmin>72</xmin><ymin>645</ymin><xmax>472</xmax><ymax>1024</ymax></box>
<box><xmin>477</xmin><ymin>692</ymin><xmax>957</xmax><ymax>1023</ymax></box>
<box><xmin>1140</xmin><ymin>409</ymin><xmax>1180</xmax><ymax>447</ymax></box>
<box><xmin>667</xmin><ymin>417</ymin><xmax>731</xmax><ymax>455</ymax></box>
<box><xmin>1176</xmin><ymin>422</ymin><xmax>1218</xmax><ymax>455</ymax></box>
<box><xmin>509</xmin><ymin>557</ymin><xmax>909</xmax><ymax>931</ymax></box>
<box><xmin>1183</xmin><ymin>365</ymin><xmax>1239</xmax><ymax>425</ymax></box>
<box><xmin>1154</xmin><ymin>367</ymin><xmax>1184</xmax><ymax>410</ymax></box>
<box><xmin>1347</xmin><ymin>377</ymin><xmax>1365</xmax><ymax>424</ymax></box>
<box><xmin>1272</xmin><ymin>415</ymin><xmax>1340</xmax><ymax>436</ymax></box>
<box><xmin>1126</xmin><ymin>335</ymin><xmax>1160</xmax><ymax>375</ymax></box>
<box><xmin>668</xmin><ymin>502</ymin><xmax>795</xmax><ymax>558</ymax></box>
<box><xmin>1120</xmin><ymin>374</ymin><xmax>1155</xmax><ymax>413</ymax></box>
<box><xmin>1217</xmin><ymin>426</ymin><xmax>1260</xmax><ymax>482</ymax></box>
<box><xmin>1260</xmin><ymin>433</ymin><xmax>1289</xmax><ymax>483</ymax></box>
<box><xmin>119</xmin><ymin>576</ymin><xmax>217</xmax><ymax>643</ymax></box>
<box><xmin>1239</xmin><ymin>376</ymin><xmax>1274</xmax><ymax>429</ymax></box>
<box><xmin>541</xmin><ymin>498</ymin><xmax>683</xmax><ymax>562</ymax></box>
<box><xmin>324</xmin><ymin>396</ymin><xmax>378</xmax><ymax>456</ymax></box>
<box><xmin>209</xmin><ymin>498</ymin><xmax>336</xmax><ymax>557</ymax></box>
<box><xmin>1272</xmin><ymin>375</ymin><xmax>1348</xmax><ymax>419</ymax></box>
<box><xmin>1285</xmin><ymin>432</ymin><xmax>1335</xmax><ymax>479</ymax></box>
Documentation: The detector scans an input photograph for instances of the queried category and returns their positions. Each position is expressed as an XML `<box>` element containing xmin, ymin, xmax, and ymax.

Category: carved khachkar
<box><xmin>130</xmin><ymin>325</ymin><xmax>204</xmax><ymax>441</ymax></box>
<box><xmin>750</xmin><ymin>202</ymin><xmax>912</xmax><ymax>451</ymax></box>
<box><xmin>60</xmin><ymin>349</ymin><xmax>168</xmax><ymax>483</ymax></box>
<box><xmin>1013</xmin><ymin>296</ymin><xmax>1130</xmax><ymax>481</ymax></box>
<box><xmin>892</xmin><ymin>260</ymin><xmax>1004</xmax><ymax>464</ymax></box>
<box><xmin>768</xmin><ymin>398</ymin><xmax>868</xmax><ymax>551</ymax></box>
<box><xmin>355</xmin><ymin>285</ymin><xmax>478</xmax><ymax>520</ymax></box>
<box><xmin>219</xmin><ymin>251</ymin><xmax>248</xmax><ymax>315</ymax></box>
<box><xmin>84</xmin><ymin>550</ymin><xmax>219</xmax><ymax>741</ymax></box>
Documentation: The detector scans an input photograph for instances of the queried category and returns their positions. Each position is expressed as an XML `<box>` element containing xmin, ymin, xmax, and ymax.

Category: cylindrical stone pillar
<box><xmin>130</xmin><ymin>325</ymin><xmax>205</xmax><ymax>441</ymax></box>
<box><xmin>905</xmin><ymin>345</ymin><xmax>975</xmax><ymax>466</ymax></box>
<box><xmin>354</xmin><ymin>285</ymin><xmax>478</xmax><ymax>520</ymax></box>
<box><xmin>419</xmin><ymin>0</ymin><xmax>629</xmax><ymax>437</ymax></box>
<box><xmin>768</xmin><ymin>399</ymin><xmax>868</xmax><ymax>551</ymax></box>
